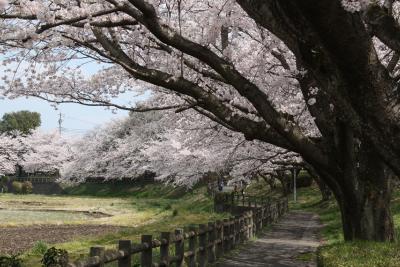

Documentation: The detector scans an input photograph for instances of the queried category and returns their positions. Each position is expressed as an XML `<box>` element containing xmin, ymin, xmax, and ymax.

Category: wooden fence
<box><xmin>233</xmin><ymin>193</ymin><xmax>272</xmax><ymax>208</ymax></box>
<box><xmin>14</xmin><ymin>176</ymin><xmax>57</xmax><ymax>183</ymax></box>
<box><xmin>214</xmin><ymin>192</ymin><xmax>273</xmax><ymax>213</ymax></box>
<box><xmin>67</xmin><ymin>197</ymin><xmax>288</xmax><ymax>267</ymax></box>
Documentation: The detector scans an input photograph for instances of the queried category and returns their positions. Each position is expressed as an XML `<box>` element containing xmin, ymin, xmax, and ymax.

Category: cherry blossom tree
<box><xmin>60</xmin><ymin>111</ymin><xmax>164</xmax><ymax>181</ymax></box>
<box><xmin>0</xmin><ymin>134</ymin><xmax>24</xmax><ymax>176</ymax></box>
<box><xmin>61</xmin><ymin>107</ymin><xmax>301</xmax><ymax>191</ymax></box>
<box><xmin>0</xmin><ymin>130</ymin><xmax>72</xmax><ymax>176</ymax></box>
<box><xmin>21</xmin><ymin>130</ymin><xmax>73</xmax><ymax>175</ymax></box>
<box><xmin>1</xmin><ymin>0</ymin><xmax>400</xmax><ymax>241</ymax></box>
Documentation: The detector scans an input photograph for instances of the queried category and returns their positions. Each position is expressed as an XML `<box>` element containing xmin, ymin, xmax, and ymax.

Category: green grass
<box><xmin>317</xmin><ymin>241</ymin><xmax>400</xmax><ymax>267</ymax></box>
<box><xmin>0</xmin><ymin>209</ymin><xmax>97</xmax><ymax>225</ymax></box>
<box><xmin>63</xmin><ymin>182</ymin><xmax>188</xmax><ymax>198</ymax></box>
<box><xmin>290</xmin><ymin>186</ymin><xmax>400</xmax><ymax>267</ymax></box>
<box><xmin>1</xmin><ymin>184</ymin><xmax>227</xmax><ymax>266</ymax></box>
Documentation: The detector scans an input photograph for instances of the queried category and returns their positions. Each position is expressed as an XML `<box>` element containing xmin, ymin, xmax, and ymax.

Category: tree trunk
<box><xmin>333</xmin><ymin>140</ymin><xmax>395</xmax><ymax>241</ymax></box>
<box><xmin>338</xmin><ymin>189</ymin><xmax>394</xmax><ymax>241</ymax></box>
<box><xmin>314</xmin><ymin>175</ymin><xmax>332</xmax><ymax>201</ymax></box>
<box><xmin>275</xmin><ymin>171</ymin><xmax>291</xmax><ymax>196</ymax></box>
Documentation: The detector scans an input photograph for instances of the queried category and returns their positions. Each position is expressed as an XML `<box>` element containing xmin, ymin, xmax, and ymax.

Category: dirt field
<box><xmin>0</xmin><ymin>224</ymin><xmax>129</xmax><ymax>254</ymax></box>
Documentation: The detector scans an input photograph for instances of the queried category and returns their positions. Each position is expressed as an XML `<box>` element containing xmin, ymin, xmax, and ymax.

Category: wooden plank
<box><xmin>174</xmin><ymin>229</ymin><xmax>184</xmax><ymax>267</ymax></box>
<box><xmin>118</xmin><ymin>240</ymin><xmax>132</xmax><ymax>267</ymax></box>
<box><xmin>141</xmin><ymin>235</ymin><xmax>153</xmax><ymax>267</ymax></box>
<box><xmin>90</xmin><ymin>246</ymin><xmax>105</xmax><ymax>267</ymax></box>
<box><xmin>198</xmin><ymin>224</ymin><xmax>207</xmax><ymax>267</ymax></box>
<box><xmin>160</xmin><ymin>232</ymin><xmax>170</xmax><ymax>267</ymax></box>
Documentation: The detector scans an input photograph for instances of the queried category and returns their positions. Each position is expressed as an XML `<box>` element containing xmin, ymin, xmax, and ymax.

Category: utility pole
<box><xmin>58</xmin><ymin>112</ymin><xmax>63</xmax><ymax>135</ymax></box>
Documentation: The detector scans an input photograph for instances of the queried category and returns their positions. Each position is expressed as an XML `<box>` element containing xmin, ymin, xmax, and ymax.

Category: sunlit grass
<box><xmin>0</xmin><ymin>193</ymin><xmax>162</xmax><ymax>227</ymax></box>
<box><xmin>0</xmin><ymin>184</ymin><xmax>227</xmax><ymax>266</ymax></box>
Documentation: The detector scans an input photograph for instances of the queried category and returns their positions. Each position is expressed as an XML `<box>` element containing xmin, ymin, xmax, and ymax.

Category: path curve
<box><xmin>217</xmin><ymin>211</ymin><xmax>322</xmax><ymax>267</ymax></box>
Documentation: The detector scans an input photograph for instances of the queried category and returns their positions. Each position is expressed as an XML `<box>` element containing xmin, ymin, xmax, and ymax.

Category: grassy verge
<box><xmin>63</xmin><ymin>182</ymin><xmax>189</xmax><ymax>198</ymax></box>
<box><xmin>290</xmin><ymin>186</ymin><xmax>400</xmax><ymax>267</ymax></box>
<box><xmin>12</xmin><ymin>184</ymin><xmax>227</xmax><ymax>266</ymax></box>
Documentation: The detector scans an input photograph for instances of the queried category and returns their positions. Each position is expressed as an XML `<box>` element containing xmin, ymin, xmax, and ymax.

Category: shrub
<box><xmin>296</xmin><ymin>171</ymin><xmax>313</xmax><ymax>188</ymax></box>
<box><xmin>0</xmin><ymin>176</ymin><xmax>9</xmax><ymax>186</ymax></box>
<box><xmin>0</xmin><ymin>176</ymin><xmax>9</xmax><ymax>193</ymax></box>
<box><xmin>11</xmin><ymin>182</ymin><xmax>23</xmax><ymax>194</ymax></box>
<box><xmin>0</xmin><ymin>186</ymin><xmax>8</xmax><ymax>193</ymax></box>
<box><xmin>0</xmin><ymin>254</ymin><xmax>23</xmax><ymax>267</ymax></box>
<box><xmin>31</xmin><ymin>241</ymin><xmax>49</xmax><ymax>256</ymax></box>
<box><xmin>22</xmin><ymin>181</ymin><xmax>33</xmax><ymax>194</ymax></box>
<box><xmin>172</xmin><ymin>209</ymin><xmax>179</xmax><ymax>216</ymax></box>
<box><xmin>41</xmin><ymin>247</ymin><xmax>69</xmax><ymax>267</ymax></box>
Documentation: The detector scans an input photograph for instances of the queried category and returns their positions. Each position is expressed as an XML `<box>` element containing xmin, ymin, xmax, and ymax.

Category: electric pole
<box><xmin>58</xmin><ymin>112</ymin><xmax>63</xmax><ymax>135</ymax></box>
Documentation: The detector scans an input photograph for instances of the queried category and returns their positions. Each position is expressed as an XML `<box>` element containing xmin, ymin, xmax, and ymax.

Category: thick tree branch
<box><xmin>91</xmin><ymin>27</ymin><xmax>294</xmax><ymax>151</ymax></box>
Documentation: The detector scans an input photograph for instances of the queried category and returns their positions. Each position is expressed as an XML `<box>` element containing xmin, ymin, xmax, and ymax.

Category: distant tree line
<box><xmin>0</xmin><ymin>110</ymin><xmax>41</xmax><ymax>135</ymax></box>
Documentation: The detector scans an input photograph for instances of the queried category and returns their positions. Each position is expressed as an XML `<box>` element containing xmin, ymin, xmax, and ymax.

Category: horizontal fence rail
<box><xmin>14</xmin><ymin>176</ymin><xmax>57</xmax><ymax>183</ymax></box>
<box><xmin>67</xmin><ymin>197</ymin><xmax>288</xmax><ymax>267</ymax></box>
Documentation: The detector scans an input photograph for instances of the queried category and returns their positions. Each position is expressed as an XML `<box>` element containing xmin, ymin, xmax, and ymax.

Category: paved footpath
<box><xmin>217</xmin><ymin>211</ymin><xmax>323</xmax><ymax>267</ymax></box>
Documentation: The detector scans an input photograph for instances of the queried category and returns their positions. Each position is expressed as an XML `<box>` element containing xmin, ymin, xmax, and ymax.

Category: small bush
<box><xmin>296</xmin><ymin>171</ymin><xmax>313</xmax><ymax>188</ymax></box>
<box><xmin>11</xmin><ymin>182</ymin><xmax>23</xmax><ymax>194</ymax></box>
<box><xmin>41</xmin><ymin>247</ymin><xmax>69</xmax><ymax>267</ymax></box>
<box><xmin>0</xmin><ymin>254</ymin><xmax>23</xmax><ymax>267</ymax></box>
<box><xmin>0</xmin><ymin>176</ymin><xmax>9</xmax><ymax>184</ymax></box>
<box><xmin>172</xmin><ymin>209</ymin><xmax>179</xmax><ymax>216</ymax></box>
<box><xmin>31</xmin><ymin>241</ymin><xmax>49</xmax><ymax>256</ymax></box>
<box><xmin>0</xmin><ymin>176</ymin><xmax>9</xmax><ymax>193</ymax></box>
<box><xmin>22</xmin><ymin>181</ymin><xmax>33</xmax><ymax>194</ymax></box>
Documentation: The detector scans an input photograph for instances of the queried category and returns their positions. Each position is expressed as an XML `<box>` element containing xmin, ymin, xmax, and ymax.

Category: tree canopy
<box><xmin>0</xmin><ymin>130</ymin><xmax>72</xmax><ymax>176</ymax></box>
<box><xmin>0</xmin><ymin>111</ymin><xmax>41</xmax><ymax>135</ymax></box>
<box><xmin>1</xmin><ymin>0</ymin><xmax>400</xmax><ymax>241</ymax></box>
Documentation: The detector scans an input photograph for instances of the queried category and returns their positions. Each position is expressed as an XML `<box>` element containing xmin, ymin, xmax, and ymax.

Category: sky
<box><xmin>0</xmin><ymin>55</ymin><xmax>148</xmax><ymax>135</ymax></box>
<box><xmin>0</xmin><ymin>93</ymin><xmax>143</xmax><ymax>135</ymax></box>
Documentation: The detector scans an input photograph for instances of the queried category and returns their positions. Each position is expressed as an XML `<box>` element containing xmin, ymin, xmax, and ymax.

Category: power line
<box><xmin>65</xmin><ymin>115</ymin><xmax>100</xmax><ymax>126</ymax></box>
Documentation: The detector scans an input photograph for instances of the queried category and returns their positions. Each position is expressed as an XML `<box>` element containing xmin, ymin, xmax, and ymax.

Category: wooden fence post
<box><xmin>223</xmin><ymin>219</ymin><xmax>230</xmax><ymax>252</ymax></box>
<box><xmin>175</xmin><ymin>229</ymin><xmax>184</xmax><ymax>267</ymax></box>
<box><xmin>286</xmin><ymin>198</ymin><xmax>289</xmax><ymax>212</ymax></box>
<box><xmin>188</xmin><ymin>225</ymin><xmax>197</xmax><ymax>267</ymax></box>
<box><xmin>249</xmin><ymin>211</ymin><xmax>254</xmax><ymax>239</ymax></box>
<box><xmin>230</xmin><ymin>217</ymin><xmax>235</xmax><ymax>248</ymax></box>
<box><xmin>208</xmin><ymin>222</ymin><xmax>216</xmax><ymax>263</ymax></box>
<box><xmin>198</xmin><ymin>224</ymin><xmax>207</xmax><ymax>267</ymax></box>
<box><xmin>239</xmin><ymin>215</ymin><xmax>245</xmax><ymax>242</ymax></box>
<box><xmin>141</xmin><ymin>235</ymin><xmax>153</xmax><ymax>267</ymax></box>
<box><xmin>260</xmin><ymin>207</ymin><xmax>265</xmax><ymax>230</ymax></box>
<box><xmin>253</xmin><ymin>209</ymin><xmax>258</xmax><ymax>234</ymax></box>
<box><xmin>243</xmin><ymin>214</ymin><xmax>248</xmax><ymax>240</ymax></box>
<box><xmin>216</xmin><ymin>220</ymin><xmax>223</xmax><ymax>258</ymax></box>
<box><xmin>253</xmin><ymin>210</ymin><xmax>257</xmax><ymax>236</ymax></box>
<box><xmin>90</xmin><ymin>246</ymin><xmax>105</xmax><ymax>267</ymax></box>
<box><xmin>267</xmin><ymin>203</ymin><xmax>272</xmax><ymax>224</ymax></box>
<box><xmin>160</xmin><ymin>232</ymin><xmax>170</xmax><ymax>267</ymax></box>
<box><xmin>234</xmin><ymin>215</ymin><xmax>240</xmax><ymax>245</ymax></box>
<box><xmin>118</xmin><ymin>240</ymin><xmax>132</xmax><ymax>267</ymax></box>
<box><xmin>256</xmin><ymin>208</ymin><xmax>262</xmax><ymax>233</ymax></box>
